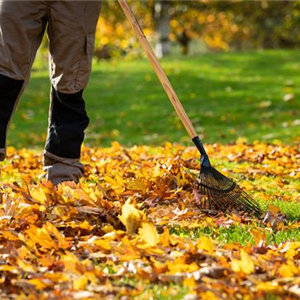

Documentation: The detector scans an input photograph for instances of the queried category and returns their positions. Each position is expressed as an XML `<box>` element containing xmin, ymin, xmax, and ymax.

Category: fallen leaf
<box><xmin>138</xmin><ymin>222</ymin><xmax>159</xmax><ymax>247</ymax></box>
<box><xmin>196</xmin><ymin>236</ymin><xmax>214</xmax><ymax>254</ymax></box>
<box><xmin>231</xmin><ymin>250</ymin><xmax>255</xmax><ymax>275</ymax></box>
<box><xmin>119</xmin><ymin>199</ymin><xmax>146</xmax><ymax>234</ymax></box>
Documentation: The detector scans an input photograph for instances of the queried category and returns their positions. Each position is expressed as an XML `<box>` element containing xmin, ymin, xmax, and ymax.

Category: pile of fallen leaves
<box><xmin>0</xmin><ymin>142</ymin><xmax>299</xmax><ymax>300</ymax></box>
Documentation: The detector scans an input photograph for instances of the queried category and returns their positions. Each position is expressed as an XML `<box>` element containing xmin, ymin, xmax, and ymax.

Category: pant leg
<box><xmin>0</xmin><ymin>75</ymin><xmax>23</xmax><ymax>160</ymax></box>
<box><xmin>44</xmin><ymin>1</ymin><xmax>101</xmax><ymax>184</ymax></box>
<box><xmin>0</xmin><ymin>0</ymin><xmax>47</xmax><ymax>158</ymax></box>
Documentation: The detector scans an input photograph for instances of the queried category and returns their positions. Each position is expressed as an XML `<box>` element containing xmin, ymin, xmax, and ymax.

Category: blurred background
<box><xmin>11</xmin><ymin>0</ymin><xmax>300</xmax><ymax>148</ymax></box>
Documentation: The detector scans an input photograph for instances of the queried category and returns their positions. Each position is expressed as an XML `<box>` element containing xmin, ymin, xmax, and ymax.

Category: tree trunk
<box><xmin>177</xmin><ymin>30</ymin><xmax>191</xmax><ymax>55</ymax></box>
<box><xmin>154</xmin><ymin>1</ymin><xmax>171</xmax><ymax>58</ymax></box>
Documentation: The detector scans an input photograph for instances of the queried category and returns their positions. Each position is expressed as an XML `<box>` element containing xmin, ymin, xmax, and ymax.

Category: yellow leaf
<box><xmin>111</xmin><ymin>141</ymin><xmax>122</xmax><ymax>150</ymax></box>
<box><xmin>16</xmin><ymin>246</ymin><xmax>30</xmax><ymax>260</ymax></box>
<box><xmin>30</xmin><ymin>187</ymin><xmax>47</xmax><ymax>204</ymax></box>
<box><xmin>61</xmin><ymin>252</ymin><xmax>81</xmax><ymax>275</ymax></box>
<box><xmin>256</xmin><ymin>281</ymin><xmax>281</xmax><ymax>292</ymax></box>
<box><xmin>170</xmin><ymin>251</ymin><xmax>184</xmax><ymax>259</ymax></box>
<box><xmin>126</xmin><ymin>179</ymin><xmax>147</xmax><ymax>193</ymax></box>
<box><xmin>159</xmin><ymin>228</ymin><xmax>170</xmax><ymax>247</ymax></box>
<box><xmin>138</xmin><ymin>222</ymin><xmax>159</xmax><ymax>247</ymax></box>
<box><xmin>258</xmin><ymin>100</ymin><xmax>272</xmax><ymax>108</ymax></box>
<box><xmin>28</xmin><ymin>279</ymin><xmax>48</xmax><ymax>290</ymax></box>
<box><xmin>73</xmin><ymin>275</ymin><xmax>88</xmax><ymax>290</ymax></box>
<box><xmin>0</xmin><ymin>265</ymin><xmax>18</xmax><ymax>273</ymax></box>
<box><xmin>77</xmin><ymin>220</ymin><xmax>94</xmax><ymax>231</ymax></box>
<box><xmin>1</xmin><ymin>230</ymin><xmax>20</xmax><ymax>241</ymax></box>
<box><xmin>119</xmin><ymin>199</ymin><xmax>145</xmax><ymax>234</ymax></box>
<box><xmin>62</xmin><ymin>251</ymin><xmax>80</xmax><ymax>263</ymax></box>
<box><xmin>153</xmin><ymin>163</ymin><xmax>162</xmax><ymax>177</ymax></box>
<box><xmin>231</xmin><ymin>250</ymin><xmax>255</xmax><ymax>275</ymax></box>
<box><xmin>102</xmin><ymin>224</ymin><xmax>115</xmax><ymax>233</ymax></box>
<box><xmin>39</xmin><ymin>255</ymin><xmax>55</xmax><ymax>268</ymax></box>
<box><xmin>91</xmin><ymin>238</ymin><xmax>112</xmax><ymax>251</ymax></box>
<box><xmin>236</xmin><ymin>137</ymin><xmax>248</xmax><ymax>145</ymax></box>
<box><xmin>197</xmin><ymin>236</ymin><xmax>214</xmax><ymax>254</ymax></box>
<box><xmin>201</xmin><ymin>291</ymin><xmax>220</xmax><ymax>300</ymax></box>
<box><xmin>284</xmin><ymin>242</ymin><xmax>300</xmax><ymax>259</ymax></box>
<box><xmin>25</xmin><ymin>225</ymin><xmax>58</xmax><ymax>249</ymax></box>
<box><xmin>45</xmin><ymin>222</ymin><xmax>70</xmax><ymax>249</ymax></box>
<box><xmin>17</xmin><ymin>259</ymin><xmax>36</xmax><ymax>273</ymax></box>
<box><xmin>278</xmin><ymin>260</ymin><xmax>299</xmax><ymax>277</ymax></box>
<box><xmin>268</xmin><ymin>204</ymin><xmax>281</xmax><ymax>214</ymax></box>
<box><xmin>103</xmin><ymin>174</ymin><xmax>124</xmax><ymax>191</ymax></box>
<box><xmin>167</xmin><ymin>261</ymin><xmax>199</xmax><ymax>274</ymax></box>
<box><xmin>183</xmin><ymin>277</ymin><xmax>196</xmax><ymax>289</ymax></box>
<box><xmin>249</xmin><ymin>227</ymin><xmax>267</xmax><ymax>246</ymax></box>
<box><xmin>85</xmin><ymin>272</ymin><xmax>97</xmax><ymax>285</ymax></box>
<box><xmin>73</xmin><ymin>189</ymin><xmax>95</xmax><ymax>205</ymax></box>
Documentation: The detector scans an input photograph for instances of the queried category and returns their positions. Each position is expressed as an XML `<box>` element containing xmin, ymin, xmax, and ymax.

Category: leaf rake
<box><xmin>119</xmin><ymin>0</ymin><xmax>263</xmax><ymax>217</ymax></box>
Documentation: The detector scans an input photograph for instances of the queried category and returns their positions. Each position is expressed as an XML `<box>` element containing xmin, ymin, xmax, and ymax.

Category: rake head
<box><xmin>192</xmin><ymin>137</ymin><xmax>262</xmax><ymax>217</ymax></box>
<box><xmin>198</xmin><ymin>163</ymin><xmax>262</xmax><ymax>217</ymax></box>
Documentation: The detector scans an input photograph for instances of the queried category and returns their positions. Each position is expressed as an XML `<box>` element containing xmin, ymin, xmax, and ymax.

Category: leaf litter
<box><xmin>0</xmin><ymin>142</ymin><xmax>299</xmax><ymax>299</ymax></box>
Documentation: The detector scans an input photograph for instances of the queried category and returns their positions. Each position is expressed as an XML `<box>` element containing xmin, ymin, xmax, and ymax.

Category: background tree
<box><xmin>153</xmin><ymin>1</ymin><xmax>172</xmax><ymax>57</ymax></box>
<box><xmin>93</xmin><ymin>0</ymin><xmax>300</xmax><ymax>59</ymax></box>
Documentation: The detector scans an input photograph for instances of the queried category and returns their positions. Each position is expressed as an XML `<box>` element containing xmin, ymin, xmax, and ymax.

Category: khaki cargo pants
<box><xmin>0</xmin><ymin>0</ymin><xmax>101</xmax><ymax>184</ymax></box>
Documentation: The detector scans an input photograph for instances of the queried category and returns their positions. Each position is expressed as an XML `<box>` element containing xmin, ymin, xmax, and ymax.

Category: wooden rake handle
<box><xmin>118</xmin><ymin>0</ymin><xmax>197</xmax><ymax>139</ymax></box>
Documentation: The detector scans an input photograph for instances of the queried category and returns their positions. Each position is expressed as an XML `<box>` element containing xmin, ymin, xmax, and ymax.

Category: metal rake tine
<box><xmin>229</xmin><ymin>188</ymin><xmax>261</xmax><ymax>215</ymax></box>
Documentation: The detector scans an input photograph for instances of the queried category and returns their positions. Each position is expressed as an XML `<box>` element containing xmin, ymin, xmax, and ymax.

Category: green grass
<box><xmin>8</xmin><ymin>50</ymin><xmax>300</xmax><ymax>148</ymax></box>
<box><xmin>170</xmin><ymin>224</ymin><xmax>300</xmax><ymax>246</ymax></box>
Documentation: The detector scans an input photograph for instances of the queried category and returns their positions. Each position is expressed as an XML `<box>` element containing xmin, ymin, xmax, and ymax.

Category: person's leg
<box><xmin>0</xmin><ymin>0</ymin><xmax>47</xmax><ymax>160</ymax></box>
<box><xmin>44</xmin><ymin>1</ymin><xmax>101</xmax><ymax>185</ymax></box>
<box><xmin>0</xmin><ymin>75</ymin><xmax>23</xmax><ymax>160</ymax></box>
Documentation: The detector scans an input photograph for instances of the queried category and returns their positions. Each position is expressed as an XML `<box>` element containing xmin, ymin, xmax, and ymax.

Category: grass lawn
<box><xmin>8</xmin><ymin>50</ymin><xmax>300</xmax><ymax>149</ymax></box>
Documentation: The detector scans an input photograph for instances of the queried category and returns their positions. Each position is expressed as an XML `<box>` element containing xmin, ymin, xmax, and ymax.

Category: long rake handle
<box><xmin>118</xmin><ymin>0</ymin><xmax>197</xmax><ymax>139</ymax></box>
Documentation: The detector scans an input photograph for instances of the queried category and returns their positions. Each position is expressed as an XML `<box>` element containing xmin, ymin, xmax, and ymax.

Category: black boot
<box><xmin>45</xmin><ymin>86</ymin><xmax>89</xmax><ymax>159</ymax></box>
<box><xmin>0</xmin><ymin>74</ymin><xmax>24</xmax><ymax>160</ymax></box>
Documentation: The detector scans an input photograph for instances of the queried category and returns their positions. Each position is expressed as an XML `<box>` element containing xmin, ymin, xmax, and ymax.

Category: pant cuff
<box><xmin>0</xmin><ymin>148</ymin><xmax>6</xmax><ymax>161</ymax></box>
<box><xmin>43</xmin><ymin>150</ymin><xmax>84</xmax><ymax>185</ymax></box>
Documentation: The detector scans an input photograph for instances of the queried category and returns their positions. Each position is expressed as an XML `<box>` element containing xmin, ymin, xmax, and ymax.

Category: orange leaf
<box><xmin>44</xmin><ymin>222</ymin><xmax>70</xmax><ymax>249</ymax></box>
